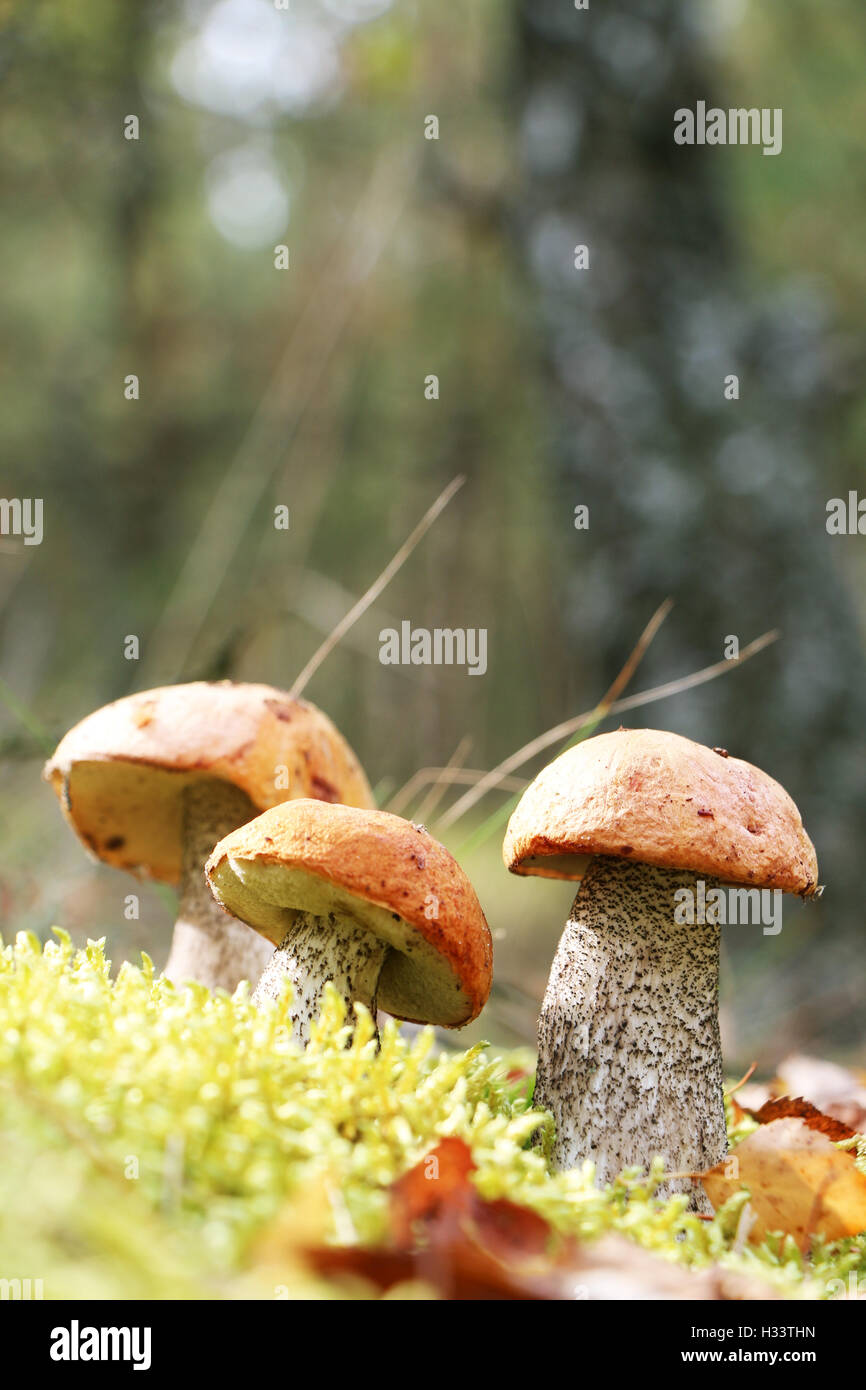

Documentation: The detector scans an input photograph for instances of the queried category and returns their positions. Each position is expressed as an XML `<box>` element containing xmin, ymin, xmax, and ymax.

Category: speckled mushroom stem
<box><xmin>534</xmin><ymin>857</ymin><xmax>726</xmax><ymax>1211</ymax></box>
<box><xmin>252</xmin><ymin>911</ymin><xmax>389</xmax><ymax>1047</ymax></box>
<box><xmin>164</xmin><ymin>782</ymin><xmax>275</xmax><ymax>993</ymax></box>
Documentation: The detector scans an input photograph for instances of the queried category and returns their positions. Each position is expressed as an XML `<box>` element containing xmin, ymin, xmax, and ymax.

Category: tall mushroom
<box><xmin>503</xmin><ymin>729</ymin><xmax>818</xmax><ymax>1206</ymax></box>
<box><xmin>44</xmin><ymin>681</ymin><xmax>374</xmax><ymax>992</ymax></box>
<box><xmin>205</xmin><ymin>799</ymin><xmax>493</xmax><ymax>1045</ymax></box>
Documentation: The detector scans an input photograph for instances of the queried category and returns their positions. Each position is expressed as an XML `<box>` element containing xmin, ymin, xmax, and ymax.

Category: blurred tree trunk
<box><xmin>512</xmin><ymin>0</ymin><xmax>866</xmax><ymax>1049</ymax></box>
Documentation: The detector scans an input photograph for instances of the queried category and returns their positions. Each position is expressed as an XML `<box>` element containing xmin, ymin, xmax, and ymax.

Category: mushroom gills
<box><xmin>535</xmin><ymin>857</ymin><xmax>726</xmax><ymax>1211</ymax></box>
<box><xmin>165</xmin><ymin>780</ymin><xmax>275</xmax><ymax>992</ymax></box>
<box><xmin>252</xmin><ymin>910</ymin><xmax>389</xmax><ymax>1046</ymax></box>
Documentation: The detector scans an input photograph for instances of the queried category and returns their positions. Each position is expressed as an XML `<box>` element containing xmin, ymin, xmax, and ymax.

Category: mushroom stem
<box><xmin>165</xmin><ymin>782</ymin><xmax>275</xmax><ymax>992</ymax></box>
<box><xmin>252</xmin><ymin>911</ymin><xmax>389</xmax><ymax>1046</ymax></box>
<box><xmin>534</xmin><ymin>857</ymin><xmax>726</xmax><ymax>1210</ymax></box>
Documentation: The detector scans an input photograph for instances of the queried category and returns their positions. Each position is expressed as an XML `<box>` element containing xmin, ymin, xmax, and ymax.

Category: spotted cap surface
<box><xmin>503</xmin><ymin>728</ymin><xmax>818</xmax><ymax>896</ymax></box>
<box><xmin>206</xmin><ymin>798</ymin><xmax>493</xmax><ymax>1026</ymax></box>
<box><xmin>44</xmin><ymin>681</ymin><xmax>374</xmax><ymax>883</ymax></box>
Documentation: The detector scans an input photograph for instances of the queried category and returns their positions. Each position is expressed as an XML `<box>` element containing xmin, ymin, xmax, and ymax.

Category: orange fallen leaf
<box><xmin>747</xmin><ymin>1094</ymin><xmax>857</xmax><ymax>1142</ymax></box>
<box><xmin>306</xmin><ymin>1138</ymin><xmax>578</xmax><ymax>1299</ymax></box>
<box><xmin>307</xmin><ymin>1140</ymin><xmax>783</xmax><ymax>1300</ymax></box>
<box><xmin>388</xmin><ymin>1134</ymin><xmax>476</xmax><ymax>1245</ymax></box>
<box><xmin>727</xmin><ymin>1095</ymin><xmax>749</xmax><ymax>1127</ymax></box>
<box><xmin>702</xmin><ymin>1116</ymin><xmax>866</xmax><ymax>1250</ymax></box>
<box><xmin>773</xmin><ymin>1055</ymin><xmax>866</xmax><ymax>1134</ymax></box>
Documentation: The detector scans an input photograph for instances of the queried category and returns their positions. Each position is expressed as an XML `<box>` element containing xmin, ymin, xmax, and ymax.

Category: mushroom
<box><xmin>205</xmin><ymin>799</ymin><xmax>493</xmax><ymax>1045</ymax></box>
<box><xmin>503</xmin><ymin>728</ymin><xmax>818</xmax><ymax>1207</ymax></box>
<box><xmin>44</xmin><ymin>681</ymin><xmax>374</xmax><ymax>993</ymax></box>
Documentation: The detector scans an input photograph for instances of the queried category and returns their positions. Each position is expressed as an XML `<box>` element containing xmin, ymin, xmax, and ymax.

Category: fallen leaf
<box><xmin>380</xmin><ymin>1138</ymin><xmax>576</xmax><ymax>1298</ymax></box>
<box><xmin>774</xmin><ymin>1054</ymin><xmax>866</xmax><ymax>1134</ymax></box>
<box><xmin>306</xmin><ymin>1139</ymin><xmax>787</xmax><ymax>1299</ymax></box>
<box><xmin>702</xmin><ymin>1116</ymin><xmax>866</xmax><ymax>1250</ymax></box>
<box><xmin>727</xmin><ymin>1096</ymin><xmax>749</xmax><ymax>1127</ymax></box>
<box><xmin>389</xmin><ymin>1134</ymin><xmax>475</xmax><ymax>1245</ymax></box>
<box><xmin>747</xmin><ymin>1095</ymin><xmax>857</xmax><ymax>1143</ymax></box>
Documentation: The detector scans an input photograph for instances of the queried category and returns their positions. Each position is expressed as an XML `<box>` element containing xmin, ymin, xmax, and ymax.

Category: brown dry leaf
<box><xmin>727</xmin><ymin>1095</ymin><xmax>749</xmax><ymax>1127</ymax></box>
<box><xmin>309</xmin><ymin>1137</ymin><xmax>580</xmax><ymax>1299</ymax></box>
<box><xmin>774</xmin><ymin>1054</ymin><xmax>866</xmax><ymax>1134</ymax></box>
<box><xmin>388</xmin><ymin>1134</ymin><xmax>476</xmax><ymax>1245</ymax></box>
<box><xmin>747</xmin><ymin>1094</ymin><xmax>857</xmax><ymax>1142</ymax></box>
<box><xmin>305</xmin><ymin>1139</ymin><xmax>782</xmax><ymax>1300</ymax></box>
<box><xmin>702</xmin><ymin>1116</ymin><xmax>866</xmax><ymax>1250</ymax></box>
<box><xmin>307</xmin><ymin>1212</ymin><xmax>782</xmax><ymax>1301</ymax></box>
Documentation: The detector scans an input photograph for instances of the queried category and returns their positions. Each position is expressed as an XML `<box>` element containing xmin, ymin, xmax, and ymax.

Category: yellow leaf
<box><xmin>702</xmin><ymin>1117</ymin><xmax>866</xmax><ymax>1250</ymax></box>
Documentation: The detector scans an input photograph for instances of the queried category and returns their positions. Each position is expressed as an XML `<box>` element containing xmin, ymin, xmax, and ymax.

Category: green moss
<box><xmin>0</xmin><ymin>931</ymin><xmax>860</xmax><ymax>1299</ymax></box>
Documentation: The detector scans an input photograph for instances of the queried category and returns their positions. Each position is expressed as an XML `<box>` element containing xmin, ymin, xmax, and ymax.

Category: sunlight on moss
<box><xmin>0</xmin><ymin>931</ymin><xmax>861</xmax><ymax>1299</ymax></box>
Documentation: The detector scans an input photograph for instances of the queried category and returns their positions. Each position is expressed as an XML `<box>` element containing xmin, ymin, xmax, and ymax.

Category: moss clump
<box><xmin>0</xmin><ymin>930</ymin><xmax>861</xmax><ymax>1298</ymax></box>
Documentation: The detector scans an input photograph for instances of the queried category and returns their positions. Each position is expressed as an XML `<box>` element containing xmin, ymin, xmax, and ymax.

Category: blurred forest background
<box><xmin>1</xmin><ymin>0</ymin><xmax>865</xmax><ymax>1068</ymax></box>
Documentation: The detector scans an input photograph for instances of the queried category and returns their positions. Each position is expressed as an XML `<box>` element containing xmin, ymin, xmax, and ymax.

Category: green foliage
<box><xmin>0</xmin><ymin>931</ymin><xmax>860</xmax><ymax>1299</ymax></box>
